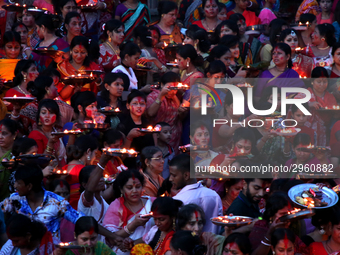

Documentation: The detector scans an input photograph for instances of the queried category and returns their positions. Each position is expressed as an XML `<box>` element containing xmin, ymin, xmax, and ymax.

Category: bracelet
<box><xmin>23</xmin><ymin>46</ymin><xmax>31</xmax><ymax>52</ymax></box>
<box><xmin>124</xmin><ymin>225</ymin><xmax>134</xmax><ymax>235</ymax></box>
<box><xmin>11</xmin><ymin>113</ymin><xmax>19</xmax><ymax>119</ymax></box>
<box><xmin>248</xmin><ymin>1</ymin><xmax>253</xmax><ymax>7</ymax></box>
<box><xmin>101</xmin><ymin>1</ymin><xmax>107</xmax><ymax>8</ymax></box>
<box><xmin>155</xmin><ymin>98</ymin><xmax>161</xmax><ymax>104</ymax></box>
<box><xmin>69</xmin><ymin>85</ymin><xmax>75</xmax><ymax>88</ymax></box>
<box><xmin>261</xmin><ymin>240</ymin><xmax>271</xmax><ymax>247</ymax></box>
<box><xmin>264</xmin><ymin>236</ymin><xmax>270</xmax><ymax>242</ymax></box>
<box><xmin>97</xmin><ymin>163</ymin><xmax>105</xmax><ymax>170</ymax></box>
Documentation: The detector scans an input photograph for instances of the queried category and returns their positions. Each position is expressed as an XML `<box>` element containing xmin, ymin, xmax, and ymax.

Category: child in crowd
<box><xmin>155</xmin><ymin>122</ymin><xmax>175</xmax><ymax>179</ymax></box>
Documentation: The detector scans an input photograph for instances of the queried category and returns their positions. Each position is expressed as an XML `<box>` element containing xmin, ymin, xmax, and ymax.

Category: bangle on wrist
<box><xmin>155</xmin><ymin>98</ymin><xmax>161</xmax><ymax>104</ymax></box>
<box><xmin>97</xmin><ymin>163</ymin><xmax>105</xmax><ymax>170</ymax></box>
<box><xmin>261</xmin><ymin>240</ymin><xmax>271</xmax><ymax>247</ymax></box>
<box><xmin>124</xmin><ymin>225</ymin><xmax>134</xmax><ymax>235</ymax></box>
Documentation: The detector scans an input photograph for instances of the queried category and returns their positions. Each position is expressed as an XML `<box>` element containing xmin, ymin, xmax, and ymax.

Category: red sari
<box><xmin>64</xmin><ymin>163</ymin><xmax>85</xmax><ymax>210</ymax></box>
<box><xmin>181</xmin><ymin>70</ymin><xmax>204</xmax><ymax>87</ymax></box>
<box><xmin>98</xmin><ymin>42</ymin><xmax>120</xmax><ymax>73</ymax></box>
<box><xmin>227</xmin><ymin>10</ymin><xmax>260</xmax><ymax>26</ymax></box>
<box><xmin>309</xmin><ymin>242</ymin><xmax>328</xmax><ymax>255</ymax></box>
<box><xmin>57</xmin><ymin>59</ymin><xmax>104</xmax><ymax>102</ymax></box>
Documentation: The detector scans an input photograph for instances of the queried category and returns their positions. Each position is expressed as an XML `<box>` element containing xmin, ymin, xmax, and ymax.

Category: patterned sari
<box><xmin>120</xmin><ymin>2</ymin><xmax>151</xmax><ymax>41</ymax></box>
<box><xmin>65</xmin><ymin>241</ymin><xmax>115</xmax><ymax>255</ymax></box>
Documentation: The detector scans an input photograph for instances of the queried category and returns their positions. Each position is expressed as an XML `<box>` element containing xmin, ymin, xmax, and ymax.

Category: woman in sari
<box><xmin>62</xmin><ymin>12</ymin><xmax>82</xmax><ymax>45</ymax></box>
<box><xmin>64</xmin><ymin>135</ymin><xmax>99</xmax><ymax>209</ymax></box>
<box><xmin>147</xmin><ymin>72</ymin><xmax>184</xmax><ymax>152</ymax></box>
<box><xmin>54</xmin><ymin>0</ymin><xmax>78</xmax><ymax>37</ymax></box>
<box><xmin>295</xmin><ymin>67</ymin><xmax>337</xmax><ymax>146</ymax></box>
<box><xmin>301</xmin><ymin>23</ymin><xmax>336</xmax><ymax>71</ymax></box>
<box><xmin>226</xmin><ymin>0</ymin><xmax>260</xmax><ymax>26</ymax></box>
<box><xmin>140</xmin><ymin>146</ymin><xmax>164</xmax><ymax>197</ymax></box>
<box><xmin>255</xmin><ymin>43</ymin><xmax>305</xmax><ymax>101</ymax></box>
<box><xmin>12</xmin><ymin>23</ymin><xmax>29</xmax><ymax>59</ymax></box>
<box><xmin>270</xmin><ymin>229</ymin><xmax>297</xmax><ymax>255</ymax></box>
<box><xmin>298</xmin><ymin>13</ymin><xmax>317</xmax><ymax>48</ymax></box>
<box><xmin>279</xmin><ymin>29</ymin><xmax>313</xmax><ymax>78</ymax></box>
<box><xmin>0</xmin><ymin>119</ymin><xmax>18</xmax><ymax>201</ymax></box>
<box><xmin>192</xmin><ymin>0</ymin><xmax>221</xmax><ymax>34</ymax></box>
<box><xmin>23</xmin><ymin>13</ymin><xmax>69</xmax><ymax>73</ymax></box>
<box><xmin>18</xmin><ymin>76</ymin><xmax>72</xmax><ymax>135</ymax></box>
<box><xmin>28</xmin><ymin>99</ymin><xmax>67</xmax><ymax>168</ymax></box>
<box><xmin>114</xmin><ymin>0</ymin><xmax>150</xmax><ymax>41</ymax></box>
<box><xmin>183</xmin><ymin>26</ymin><xmax>211</xmax><ymax>60</ymax></box>
<box><xmin>124</xmin><ymin>197</ymin><xmax>182</xmax><ymax>255</ymax></box>
<box><xmin>250</xmin><ymin>192</ymin><xmax>309</xmax><ymax>255</ymax></box>
<box><xmin>177</xmin><ymin>44</ymin><xmax>204</xmax><ymax>87</ymax></box>
<box><xmin>5</xmin><ymin>60</ymin><xmax>38</xmax><ymax>110</ymax></box>
<box><xmin>99</xmin><ymin>19</ymin><xmax>124</xmax><ymax>73</ymax></box>
<box><xmin>229</xmin><ymin>13</ymin><xmax>263</xmax><ymax>63</ymax></box>
<box><xmin>103</xmin><ymin>169</ymin><xmax>154</xmax><ymax>255</ymax></box>
<box><xmin>57</xmin><ymin>36</ymin><xmax>103</xmax><ymax>103</ymax></box>
<box><xmin>0</xmin><ymin>31</ymin><xmax>22</xmax><ymax>82</ymax></box>
<box><xmin>176</xmin><ymin>204</ymin><xmax>225</xmax><ymax>255</ymax></box>
<box><xmin>63</xmin><ymin>216</ymin><xmax>115</xmax><ymax>255</ymax></box>
<box><xmin>0</xmin><ymin>214</ymin><xmax>54</xmax><ymax>255</ymax></box>
<box><xmin>310</xmin><ymin>206</ymin><xmax>340</xmax><ymax>255</ymax></box>
<box><xmin>149</xmin><ymin>1</ymin><xmax>182</xmax><ymax>44</ymax></box>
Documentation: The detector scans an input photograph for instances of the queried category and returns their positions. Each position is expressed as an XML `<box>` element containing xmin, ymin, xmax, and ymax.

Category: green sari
<box><xmin>65</xmin><ymin>241</ymin><xmax>116</xmax><ymax>255</ymax></box>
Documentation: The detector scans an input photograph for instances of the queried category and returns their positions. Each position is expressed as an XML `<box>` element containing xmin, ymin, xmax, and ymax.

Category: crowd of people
<box><xmin>1</xmin><ymin>0</ymin><xmax>340</xmax><ymax>254</ymax></box>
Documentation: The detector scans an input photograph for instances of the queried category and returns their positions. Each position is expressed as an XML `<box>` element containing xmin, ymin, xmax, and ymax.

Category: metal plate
<box><xmin>102</xmin><ymin>148</ymin><xmax>138</xmax><ymax>158</ymax></box>
<box><xmin>279</xmin><ymin>209</ymin><xmax>315</xmax><ymax>222</ymax></box>
<box><xmin>270</xmin><ymin>128</ymin><xmax>301</xmax><ymax>137</ymax></box>
<box><xmin>288</xmin><ymin>183</ymin><xmax>339</xmax><ymax>209</ymax></box>
<box><xmin>16</xmin><ymin>154</ymin><xmax>54</xmax><ymax>168</ymax></box>
<box><xmin>211</xmin><ymin>215</ymin><xmax>254</xmax><ymax>227</ymax></box>
<box><xmin>179</xmin><ymin>144</ymin><xmax>209</xmax><ymax>153</ymax></box>
<box><xmin>76</xmin><ymin>70</ymin><xmax>104</xmax><ymax>76</ymax></box>
<box><xmin>61</xmin><ymin>75</ymin><xmax>96</xmax><ymax>85</ymax></box>
<box><xmin>2</xmin><ymin>4</ymin><xmax>26</xmax><ymax>12</ymax></box>
<box><xmin>3</xmin><ymin>97</ymin><xmax>36</xmax><ymax>105</ymax></box>
<box><xmin>51</xmin><ymin>130</ymin><xmax>83</xmax><ymax>136</ymax></box>
<box><xmin>32</xmin><ymin>49</ymin><xmax>64</xmax><ymax>58</ymax></box>
<box><xmin>76</xmin><ymin>123</ymin><xmax>109</xmax><ymax>130</ymax></box>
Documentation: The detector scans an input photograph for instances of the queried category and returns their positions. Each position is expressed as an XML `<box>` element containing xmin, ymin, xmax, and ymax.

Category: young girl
<box><xmin>217</xmin><ymin>2</ymin><xmax>228</xmax><ymax>21</ymax></box>
<box><xmin>317</xmin><ymin>0</ymin><xmax>334</xmax><ymax>24</ymax></box>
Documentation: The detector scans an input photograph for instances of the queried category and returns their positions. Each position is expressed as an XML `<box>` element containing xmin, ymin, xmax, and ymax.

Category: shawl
<box><xmin>157</xmin><ymin>23</ymin><xmax>183</xmax><ymax>44</ymax></box>
<box><xmin>184</xmin><ymin>0</ymin><xmax>202</xmax><ymax>27</ymax></box>
<box><xmin>0</xmin><ymin>59</ymin><xmax>20</xmax><ymax>81</ymax></box>
<box><xmin>295</xmin><ymin>0</ymin><xmax>320</xmax><ymax>22</ymax></box>
<box><xmin>141</xmin><ymin>171</ymin><xmax>164</xmax><ymax>197</ymax></box>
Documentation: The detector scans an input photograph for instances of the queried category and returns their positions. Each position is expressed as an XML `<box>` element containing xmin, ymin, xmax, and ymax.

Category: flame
<box><xmin>105</xmin><ymin>174</ymin><xmax>109</xmax><ymax>178</ymax></box>
<box><xmin>122</xmin><ymin>148</ymin><xmax>127</xmax><ymax>153</ymax></box>
<box><xmin>295</xmin><ymin>47</ymin><xmax>301</xmax><ymax>51</ymax></box>
<box><xmin>252</xmin><ymin>27</ymin><xmax>254</xmax><ymax>30</ymax></box>
<box><xmin>147</xmin><ymin>126</ymin><xmax>153</xmax><ymax>131</ymax></box>
<box><xmin>307</xmin><ymin>143</ymin><xmax>314</xmax><ymax>149</ymax></box>
<box><xmin>63</xmin><ymin>170</ymin><xmax>67</xmax><ymax>174</ymax></box>
<box><xmin>194</xmin><ymin>101</ymin><xmax>200</xmax><ymax>109</ymax></box>
<box><xmin>218</xmin><ymin>178</ymin><xmax>223</xmax><ymax>181</ymax></box>
<box><xmin>128</xmin><ymin>149</ymin><xmax>136</xmax><ymax>154</ymax></box>
<box><xmin>175</xmin><ymin>59</ymin><xmax>178</xmax><ymax>63</ymax></box>
<box><xmin>299</xmin><ymin>22</ymin><xmax>302</xmax><ymax>25</ymax></box>
<box><xmin>306</xmin><ymin>21</ymin><xmax>309</xmax><ymax>26</ymax></box>
<box><xmin>77</xmin><ymin>73</ymin><xmax>81</xmax><ymax>76</ymax></box>
<box><xmin>161</xmin><ymin>193</ymin><xmax>165</xmax><ymax>197</ymax></box>
<box><xmin>240</xmin><ymin>149</ymin><xmax>245</xmax><ymax>154</ymax></box>
<box><xmin>90</xmin><ymin>72</ymin><xmax>93</xmax><ymax>77</ymax></box>
<box><xmin>57</xmin><ymin>170</ymin><xmax>61</xmax><ymax>174</ymax></box>
<box><xmin>13</xmin><ymin>95</ymin><xmax>17</xmax><ymax>98</ymax></box>
<box><xmin>114</xmin><ymin>108</ymin><xmax>120</xmax><ymax>112</ymax></box>
<box><xmin>164</xmin><ymin>42</ymin><xmax>168</xmax><ymax>47</ymax></box>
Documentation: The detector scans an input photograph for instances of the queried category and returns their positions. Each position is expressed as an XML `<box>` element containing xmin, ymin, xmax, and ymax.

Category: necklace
<box><xmin>317</xmin><ymin>46</ymin><xmax>330</xmax><ymax>50</ymax></box>
<box><xmin>78</xmin><ymin>159</ymin><xmax>85</xmax><ymax>165</ymax></box>
<box><xmin>185</xmin><ymin>70</ymin><xmax>195</xmax><ymax>77</ymax></box>
<box><xmin>155</xmin><ymin>232</ymin><xmax>166</xmax><ymax>255</ymax></box>
<box><xmin>204</xmin><ymin>19</ymin><xmax>217</xmax><ymax>32</ymax></box>
<box><xmin>125</xmin><ymin>199</ymin><xmax>146</xmax><ymax>216</ymax></box>
<box><xmin>158</xmin><ymin>23</ymin><xmax>172</xmax><ymax>35</ymax></box>
<box><xmin>17</xmin><ymin>85</ymin><xmax>29</xmax><ymax>96</ymax></box>
<box><xmin>105</xmin><ymin>41</ymin><xmax>120</xmax><ymax>58</ymax></box>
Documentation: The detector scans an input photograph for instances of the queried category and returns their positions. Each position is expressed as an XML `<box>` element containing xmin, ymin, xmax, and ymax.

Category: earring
<box><xmin>38</xmin><ymin>119</ymin><xmax>42</xmax><ymax>125</ymax></box>
<box><xmin>87</xmin><ymin>156</ymin><xmax>90</xmax><ymax>161</ymax></box>
<box><xmin>186</xmin><ymin>61</ymin><xmax>189</xmax><ymax>68</ymax></box>
<box><xmin>108</xmin><ymin>36</ymin><xmax>112</xmax><ymax>43</ymax></box>
<box><xmin>173</xmin><ymin>218</ymin><xmax>176</xmax><ymax>229</ymax></box>
<box><xmin>273</xmin><ymin>252</ymin><xmax>275</xmax><ymax>255</ymax></box>
<box><xmin>23</xmin><ymin>75</ymin><xmax>27</xmax><ymax>82</ymax></box>
<box><xmin>161</xmin><ymin>14</ymin><xmax>164</xmax><ymax>18</ymax></box>
<box><xmin>319</xmin><ymin>227</ymin><xmax>325</xmax><ymax>235</ymax></box>
<box><xmin>321</xmin><ymin>37</ymin><xmax>325</xmax><ymax>41</ymax></box>
<box><xmin>225</xmin><ymin>187</ymin><xmax>229</xmax><ymax>193</ymax></box>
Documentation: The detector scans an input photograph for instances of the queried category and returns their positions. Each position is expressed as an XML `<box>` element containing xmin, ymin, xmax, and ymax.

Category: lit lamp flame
<box><xmin>194</xmin><ymin>101</ymin><xmax>200</xmax><ymax>109</ymax></box>
<box><xmin>164</xmin><ymin>42</ymin><xmax>168</xmax><ymax>47</ymax></box>
<box><xmin>114</xmin><ymin>108</ymin><xmax>120</xmax><ymax>112</ymax></box>
<box><xmin>307</xmin><ymin>143</ymin><xmax>314</xmax><ymax>149</ymax></box>
<box><xmin>147</xmin><ymin>126</ymin><xmax>153</xmax><ymax>131</ymax></box>
<box><xmin>161</xmin><ymin>193</ymin><xmax>165</xmax><ymax>197</ymax></box>
<box><xmin>13</xmin><ymin>95</ymin><xmax>17</xmax><ymax>98</ymax></box>
<box><xmin>105</xmin><ymin>174</ymin><xmax>109</xmax><ymax>178</ymax></box>
<box><xmin>240</xmin><ymin>149</ymin><xmax>245</xmax><ymax>154</ymax></box>
<box><xmin>175</xmin><ymin>59</ymin><xmax>178</xmax><ymax>63</ymax></box>
<box><xmin>90</xmin><ymin>72</ymin><xmax>93</xmax><ymax>77</ymax></box>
